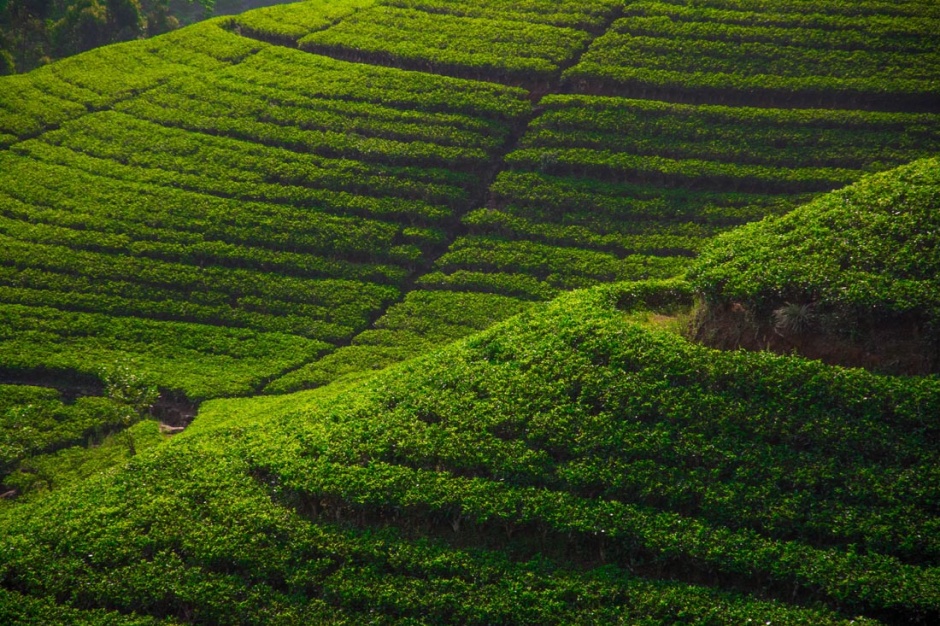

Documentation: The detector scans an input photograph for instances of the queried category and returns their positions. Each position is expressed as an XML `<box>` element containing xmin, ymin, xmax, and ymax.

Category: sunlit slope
<box><xmin>688</xmin><ymin>157</ymin><xmax>940</xmax><ymax>372</ymax></box>
<box><xmin>259</xmin><ymin>0</ymin><xmax>940</xmax><ymax>392</ymax></box>
<box><xmin>0</xmin><ymin>7</ymin><xmax>530</xmax><ymax>400</ymax></box>
<box><xmin>2</xmin><ymin>0</ymin><xmax>940</xmax><ymax>398</ymax></box>
<box><xmin>0</xmin><ymin>21</ymin><xmax>267</xmax><ymax>148</ymax></box>
<box><xmin>2</xmin><ymin>283</ymin><xmax>938</xmax><ymax>623</ymax></box>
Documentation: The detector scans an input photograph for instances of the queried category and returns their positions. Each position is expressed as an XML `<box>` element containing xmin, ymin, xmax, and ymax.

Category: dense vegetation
<box><xmin>564</xmin><ymin>0</ymin><xmax>940</xmax><ymax>110</ymax></box>
<box><xmin>1</xmin><ymin>0</ymin><xmax>939</xmax><ymax>622</ymax></box>
<box><xmin>0</xmin><ymin>0</ymin><xmax>296</xmax><ymax>74</ymax></box>
<box><xmin>691</xmin><ymin>158</ymin><xmax>940</xmax><ymax>319</ymax></box>
<box><xmin>688</xmin><ymin>158</ymin><xmax>940</xmax><ymax>372</ymax></box>
<box><xmin>2</xmin><ymin>284</ymin><xmax>939</xmax><ymax>623</ymax></box>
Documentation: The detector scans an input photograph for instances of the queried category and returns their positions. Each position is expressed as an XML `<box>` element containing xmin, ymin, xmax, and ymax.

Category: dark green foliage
<box><xmin>0</xmin><ymin>587</ymin><xmax>170</xmax><ymax>625</ymax></box>
<box><xmin>489</xmin><ymin>170</ymin><xmax>799</xmax><ymax>224</ymax></box>
<box><xmin>565</xmin><ymin>0</ymin><xmax>940</xmax><ymax>110</ymax></box>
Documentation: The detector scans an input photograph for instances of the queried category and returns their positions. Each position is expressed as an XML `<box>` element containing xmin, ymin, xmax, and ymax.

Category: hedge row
<box><xmin>40</xmin><ymin>112</ymin><xmax>472</xmax><ymax>208</ymax></box>
<box><xmin>0</xmin><ymin>21</ymin><xmax>267</xmax><ymax>145</ymax></box>
<box><xmin>689</xmin><ymin>158</ymin><xmax>940</xmax><ymax>320</ymax></box>
<box><xmin>433</xmin><ymin>236</ymin><xmax>690</xmax><ymax>290</ymax></box>
<box><xmin>232</xmin><ymin>0</ymin><xmax>376</xmax><ymax>45</ymax></box>
<box><xmin>489</xmin><ymin>170</ymin><xmax>798</xmax><ymax>223</ymax></box>
<box><xmin>299</xmin><ymin>5</ymin><xmax>592</xmax><ymax>84</ymax></box>
<box><xmin>528</xmin><ymin>95</ymin><xmax>940</xmax><ymax>171</ymax></box>
<box><xmin>266</xmin><ymin>290</ymin><xmax>531</xmax><ymax>394</ymax></box>
<box><xmin>623</xmin><ymin>1</ymin><xmax>939</xmax><ymax>38</ymax></box>
<box><xmin>228</xmin><ymin>46</ymin><xmax>531</xmax><ymax>121</ymax></box>
<box><xmin>382</xmin><ymin>0</ymin><xmax>622</xmax><ymax>30</ymax></box>
<box><xmin>0</xmin><ymin>152</ymin><xmax>430</xmax><ymax>273</ymax></box>
<box><xmin>462</xmin><ymin>209</ymin><xmax>708</xmax><ymax>257</ymax></box>
<box><xmin>16</xmin><ymin>140</ymin><xmax>453</xmax><ymax>223</ymax></box>
<box><xmin>0</xmin><ymin>305</ymin><xmax>328</xmax><ymax>401</ymax></box>
<box><xmin>649</xmin><ymin>0</ymin><xmax>940</xmax><ymax>19</ymax></box>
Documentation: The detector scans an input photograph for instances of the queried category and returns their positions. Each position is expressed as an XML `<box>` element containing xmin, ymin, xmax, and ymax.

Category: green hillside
<box><xmin>689</xmin><ymin>158</ymin><xmax>940</xmax><ymax>373</ymax></box>
<box><xmin>1</xmin><ymin>0</ymin><xmax>939</xmax><ymax>622</ymax></box>
<box><xmin>3</xmin><ymin>283</ymin><xmax>940</xmax><ymax>624</ymax></box>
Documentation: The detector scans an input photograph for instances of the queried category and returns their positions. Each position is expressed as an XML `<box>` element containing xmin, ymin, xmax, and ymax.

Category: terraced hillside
<box><xmin>1</xmin><ymin>0</ymin><xmax>939</xmax><ymax>623</ymax></box>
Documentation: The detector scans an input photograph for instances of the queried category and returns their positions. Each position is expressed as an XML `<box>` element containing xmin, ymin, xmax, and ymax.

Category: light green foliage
<box><xmin>0</xmin><ymin>385</ymin><xmax>141</xmax><ymax>475</ymax></box>
<box><xmin>383</xmin><ymin>0</ymin><xmax>622</xmax><ymax>30</ymax></box>
<box><xmin>233</xmin><ymin>0</ymin><xmax>376</xmax><ymax>44</ymax></box>
<box><xmin>0</xmin><ymin>305</ymin><xmax>330</xmax><ymax>401</ymax></box>
<box><xmin>0</xmin><ymin>40</ymin><xmax>530</xmax><ymax>402</ymax></box>
<box><xmin>528</xmin><ymin>95</ymin><xmax>940</xmax><ymax>173</ymax></box>
<box><xmin>434</xmin><ymin>236</ymin><xmax>690</xmax><ymax>290</ymax></box>
<box><xmin>689</xmin><ymin>158</ymin><xmax>940</xmax><ymax>320</ymax></box>
<box><xmin>266</xmin><ymin>289</ymin><xmax>531</xmax><ymax>393</ymax></box>
<box><xmin>3</xmin><ymin>419</ymin><xmax>166</xmax><ymax>501</ymax></box>
<box><xmin>297</xmin><ymin>0</ymin><xmax>619</xmax><ymax>84</ymax></box>
<box><xmin>0</xmin><ymin>3</ymin><xmax>940</xmax><ymax>622</ymax></box>
<box><xmin>444</xmin><ymin>94</ymin><xmax>940</xmax><ymax>325</ymax></box>
<box><xmin>228</xmin><ymin>46</ymin><xmax>531</xmax><ymax>120</ymax></box>
<box><xmin>1</xmin><ymin>282</ymin><xmax>932</xmax><ymax>623</ymax></box>
<box><xmin>0</xmin><ymin>20</ymin><xmax>267</xmax><ymax>146</ymax></box>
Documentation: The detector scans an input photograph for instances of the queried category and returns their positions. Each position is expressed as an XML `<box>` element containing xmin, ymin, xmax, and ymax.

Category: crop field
<box><xmin>3</xmin><ymin>284</ymin><xmax>939</xmax><ymax>623</ymax></box>
<box><xmin>391</xmin><ymin>96</ymin><xmax>940</xmax><ymax>384</ymax></box>
<box><xmin>565</xmin><ymin>0</ymin><xmax>940</xmax><ymax>109</ymax></box>
<box><xmin>1</xmin><ymin>0</ymin><xmax>939</xmax><ymax>623</ymax></box>
<box><xmin>0</xmin><ymin>41</ymin><xmax>530</xmax><ymax>400</ymax></box>
<box><xmin>297</xmin><ymin>0</ymin><xmax>623</xmax><ymax>86</ymax></box>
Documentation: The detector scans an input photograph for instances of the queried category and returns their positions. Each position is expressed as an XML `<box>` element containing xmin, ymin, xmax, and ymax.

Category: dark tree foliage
<box><xmin>0</xmin><ymin>0</ymin><xmax>214</xmax><ymax>73</ymax></box>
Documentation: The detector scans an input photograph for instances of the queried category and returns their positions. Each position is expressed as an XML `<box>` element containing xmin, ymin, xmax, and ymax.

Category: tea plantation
<box><xmin>0</xmin><ymin>0</ymin><xmax>938</xmax><ymax>623</ymax></box>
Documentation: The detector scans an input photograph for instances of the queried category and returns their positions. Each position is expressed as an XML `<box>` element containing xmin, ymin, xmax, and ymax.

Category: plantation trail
<box><xmin>240</xmin><ymin>7</ymin><xmax>629</xmax><ymax>395</ymax></box>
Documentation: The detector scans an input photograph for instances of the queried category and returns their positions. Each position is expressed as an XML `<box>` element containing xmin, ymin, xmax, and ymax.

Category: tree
<box><xmin>99</xmin><ymin>363</ymin><xmax>159</xmax><ymax>425</ymax></box>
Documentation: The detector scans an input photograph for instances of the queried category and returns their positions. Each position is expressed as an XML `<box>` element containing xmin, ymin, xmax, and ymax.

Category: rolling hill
<box><xmin>1</xmin><ymin>0</ymin><xmax>939</xmax><ymax>623</ymax></box>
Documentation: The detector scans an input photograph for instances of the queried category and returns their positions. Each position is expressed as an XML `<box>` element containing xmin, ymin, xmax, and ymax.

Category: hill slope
<box><xmin>1</xmin><ymin>0</ymin><xmax>940</xmax><ymax>622</ymax></box>
<box><xmin>2</xmin><ymin>283</ymin><xmax>939</xmax><ymax>623</ymax></box>
<box><xmin>2</xmin><ymin>0</ymin><xmax>939</xmax><ymax>403</ymax></box>
<box><xmin>689</xmin><ymin>157</ymin><xmax>940</xmax><ymax>373</ymax></box>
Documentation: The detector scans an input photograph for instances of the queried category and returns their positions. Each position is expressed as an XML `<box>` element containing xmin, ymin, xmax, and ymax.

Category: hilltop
<box><xmin>690</xmin><ymin>157</ymin><xmax>940</xmax><ymax>374</ymax></box>
<box><xmin>0</xmin><ymin>0</ymin><xmax>939</xmax><ymax>623</ymax></box>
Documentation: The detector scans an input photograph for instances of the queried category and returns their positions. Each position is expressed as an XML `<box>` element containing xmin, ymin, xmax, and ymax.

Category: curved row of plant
<box><xmin>4</xmin><ymin>282</ymin><xmax>930</xmax><ymax>624</ymax></box>
<box><xmin>564</xmin><ymin>0</ymin><xmax>940</xmax><ymax>110</ymax></box>
<box><xmin>0</xmin><ymin>40</ymin><xmax>530</xmax><ymax>402</ymax></box>
<box><xmin>421</xmin><ymin>92</ymin><xmax>938</xmax><ymax>311</ymax></box>
<box><xmin>0</xmin><ymin>21</ymin><xmax>266</xmax><ymax>147</ymax></box>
